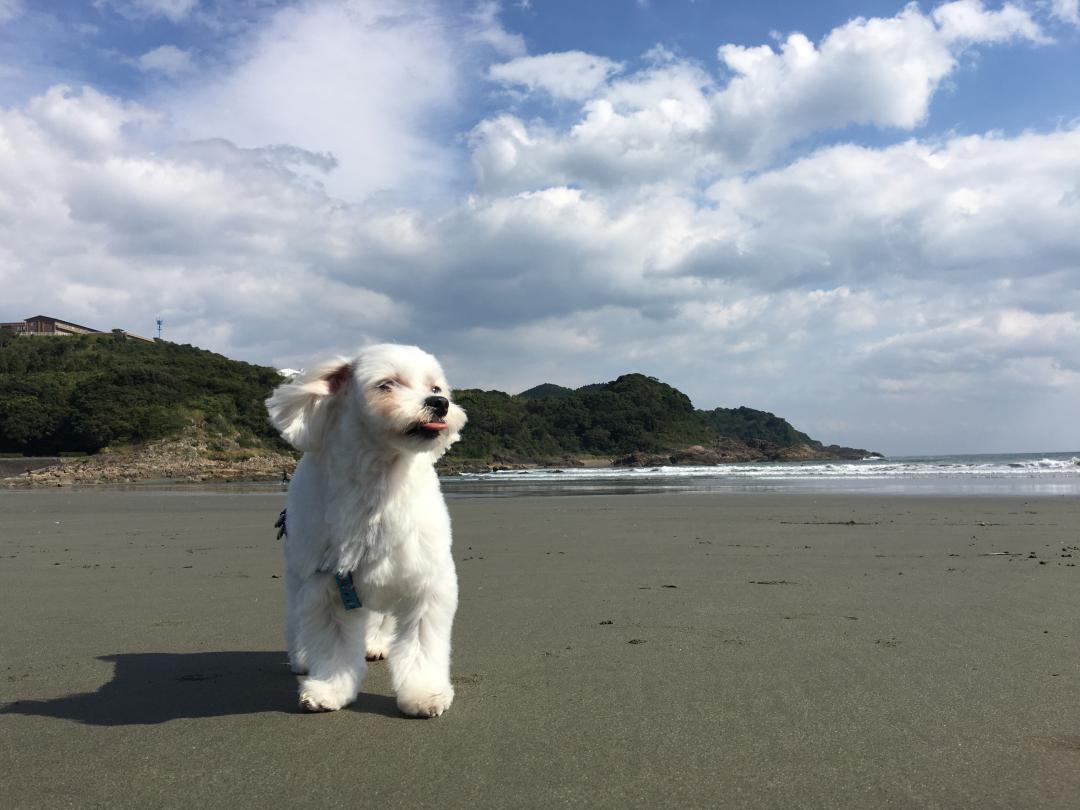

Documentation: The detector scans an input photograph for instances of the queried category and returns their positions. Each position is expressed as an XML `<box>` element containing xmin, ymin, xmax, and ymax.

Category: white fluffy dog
<box><xmin>265</xmin><ymin>344</ymin><xmax>467</xmax><ymax>717</ymax></box>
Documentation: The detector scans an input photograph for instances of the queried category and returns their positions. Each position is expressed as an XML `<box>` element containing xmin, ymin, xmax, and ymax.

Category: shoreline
<box><xmin>4</xmin><ymin>472</ymin><xmax>1079</xmax><ymax>499</ymax></box>
<box><xmin>2</xmin><ymin>490</ymin><xmax>1078</xmax><ymax>807</ymax></box>
<box><xmin>0</xmin><ymin>451</ymin><xmax>297</xmax><ymax>489</ymax></box>
<box><xmin>0</xmin><ymin>440</ymin><xmax>882</xmax><ymax>489</ymax></box>
<box><xmin>7</xmin><ymin>453</ymin><xmax>1077</xmax><ymax>495</ymax></box>
<box><xmin>3</xmin><ymin>475</ymin><xmax>1078</xmax><ymax>499</ymax></box>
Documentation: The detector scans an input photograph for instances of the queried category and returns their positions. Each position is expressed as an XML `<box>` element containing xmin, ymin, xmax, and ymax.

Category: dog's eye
<box><xmin>377</xmin><ymin>380</ymin><xmax>395</xmax><ymax>391</ymax></box>
<box><xmin>431</xmin><ymin>386</ymin><xmax>442</xmax><ymax>394</ymax></box>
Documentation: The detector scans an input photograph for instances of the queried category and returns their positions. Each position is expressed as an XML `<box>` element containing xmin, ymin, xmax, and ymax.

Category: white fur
<box><xmin>266</xmin><ymin>344</ymin><xmax>467</xmax><ymax>717</ymax></box>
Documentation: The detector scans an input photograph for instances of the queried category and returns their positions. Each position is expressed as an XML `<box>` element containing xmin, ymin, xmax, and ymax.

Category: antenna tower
<box><xmin>156</xmin><ymin>319</ymin><xmax>163</xmax><ymax>340</ymax></box>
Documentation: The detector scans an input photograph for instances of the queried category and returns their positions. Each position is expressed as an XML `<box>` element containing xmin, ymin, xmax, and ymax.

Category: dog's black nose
<box><xmin>425</xmin><ymin>395</ymin><xmax>449</xmax><ymax>417</ymax></box>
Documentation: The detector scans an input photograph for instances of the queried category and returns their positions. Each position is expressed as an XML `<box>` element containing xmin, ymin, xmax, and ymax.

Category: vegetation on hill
<box><xmin>447</xmin><ymin>373</ymin><xmax>830</xmax><ymax>462</ymax></box>
<box><xmin>0</xmin><ymin>331</ymin><xmax>285</xmax><ymax>455</ymax></box>
<box><xmin>452</xmin><ymin>374</ymin><xmax>716</xmax><ymax>460</ymax></box>
<box><xmin>699</xmin><ymin>405</ymin><xmax>815</xmax><ymax>447</ymax></box>
<box><xmin>0</xmin><ymin>333</ymin><xmax>867</xmax><ymax>468</ymax></box>
<box><xmin>517</xmin><ymin>383</ymin><xmax>574</xmax><ymax>400</ymax></box>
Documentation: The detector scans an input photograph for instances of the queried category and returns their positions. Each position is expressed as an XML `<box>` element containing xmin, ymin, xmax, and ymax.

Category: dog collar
<box><xmin>335</xmin><ymin>572</ymin><xmax>363</xmax><ymax>610</ymax></box>
<box><xmin>275</xmin><ymin>508</ymin><xmax>362</xmax><ymax>611</ymax></box>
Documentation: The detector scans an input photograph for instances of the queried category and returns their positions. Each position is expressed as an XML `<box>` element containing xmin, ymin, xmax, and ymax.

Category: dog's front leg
<box><xmin>364</xmin><ymin>610</ymin><xmax>396</xmax><ymax>661</ymax></box>
<box><xmin>388</xmin><ymin>573</ymin><xmax>458</xmax><ymax>718</ymax></box>
<box><xmin>293</xmin><ymin>576</ymin><xmax>368</xmax><ymax>712</ymax></box>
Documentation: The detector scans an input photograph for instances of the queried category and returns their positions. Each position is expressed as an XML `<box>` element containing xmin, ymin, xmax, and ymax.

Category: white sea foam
<box><xmin>454</xmin><ymin>453</ymin><xmax>1080</xmax><ymax>485</ymax></box>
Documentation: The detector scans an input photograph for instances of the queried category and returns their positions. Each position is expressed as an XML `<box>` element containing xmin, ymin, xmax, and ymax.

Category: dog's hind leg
<box><xmin>291</xmin><ymin>575</ymin><xmax>368</xmax><ymax>712</ymax></box>
<box><xmin>388</xmin><ymin>568</ymin><xmax>458</xmax><ymax>718</ymax></box>
<box><xmin>364</xmin><ymin>610</ymin><xmax>395</xmax><ymax>661</ymax></box>
<box><xmin>284</xmin><ymin>570</ymin><xmax>308</xmax><ymax>674</ymax></box>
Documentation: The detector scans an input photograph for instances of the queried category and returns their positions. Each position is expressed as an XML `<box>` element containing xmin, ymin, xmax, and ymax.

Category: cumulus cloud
<box><xmin>469</xmin><ymin>2</ymin><xmax>1048</xmax><ymax>193</ymax></box>
<box><xmin>489</xmin><ymin>51</ymin><xmax>623</xmax><ymax>100</ymax></box>
<box><xmin>23</xmin><ymin>84</ymin><xmax>159</xmax><ymax>156</ymax></box>
<box><xmin>862</xmin><ymin>309</ymin><xmax>1080</xmax><ymax>381</ymax></box>
<box><xmin>137</xmin><ymin>45</ymin><xmax>194</xmax><ymax>75</ymax></box>
<box><xmin>931</xmin><ymin>0</ymin><xmax>1047</xmax><ymax>42</ymax></box>
<box><xmin>165</xmin><ymin>0</ymin><xmax>464</xmax><ymax>202</ymax></box>
<box><xmin>5</xmin><ymin>82</ymin><xmax>1079</xmax><ymax>418</ymax></box>
<box><xmin>700</xmin><ymin>129</ymin><xmax>1080</xmax><ymax>288</ymax></box>
<box><xmin>1049</xmin><ymin>0</ymin><xmax>1080</xmax><ymax>25</ymax></box>
<box><xmin>471</xmin><ymin>60</ymin><xmax>714</xmax><ymax>193</ymax></box>
<box><xmin>468</xmin><ymin>0</ymin><xmax>527</xmax><ymax>57</ymax></box>
<box><xmin>0</xmin><ymin>87</ymin><xmax>403</xmax><ymax>362</ymax></box>
<box><xmin>98</xmin><ymin>0</ymin><xmax>199</xmax><ymax>23</ymax></box>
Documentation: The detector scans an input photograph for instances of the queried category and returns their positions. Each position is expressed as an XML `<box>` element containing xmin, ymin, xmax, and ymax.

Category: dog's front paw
<box><xmin>298</xmin><ymin>677</ymin><xmax>356</xmax><ymax>713</ymax></box>
<box><xmin>365</xmin><ymin>643</ymin><xmax>389</xmax><ymax>662</ymax></box>
<box><xmin>364</xmin><ymin>611</ymin><xmax>395</xmax><ymax>662</ymax></box>
<box><xmin>397</xmin><ymin>685</ymin><xmax>454</xmax><ymax>718</ymax></box>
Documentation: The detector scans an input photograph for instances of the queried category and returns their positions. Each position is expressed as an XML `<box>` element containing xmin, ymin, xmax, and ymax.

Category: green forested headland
<box><xmin>452</xmin><ymin>374</ymin><xmax>712</xmax><ymax>459</ymax></box>
<box><xmin>0</xmin><ymin>333</ymin><xmax>867</xmax><ymax>462</ymax></box>
<box><xmin>0</xmin><ymin>331</ymin><xmax>283</xmax><ymax>455</ymax></box>
<box><xmin>448</xmin><ymin>373</ymin><xmax>849</xmax><ymax>463</ymax></box>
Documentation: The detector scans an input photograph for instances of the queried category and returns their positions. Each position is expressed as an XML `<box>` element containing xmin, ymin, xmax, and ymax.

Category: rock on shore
<box><xmin>0</xmin><ymin>432</ymin><xmax>296</xmax><ymax>488</ymax></box>
<box><xmin>612</xmin><ymin>441</ymin><xmax>879</xmax><ymax>467</ymax></box>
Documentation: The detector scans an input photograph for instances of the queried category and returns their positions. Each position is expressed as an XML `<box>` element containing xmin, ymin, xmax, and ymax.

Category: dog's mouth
<box><xmin>407</xmin><ymin>421</ymin><xmax>448</xmax><ymax>439</ymax></box>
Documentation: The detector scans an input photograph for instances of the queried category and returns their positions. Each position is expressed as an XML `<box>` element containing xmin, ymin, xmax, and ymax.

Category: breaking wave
<box><xmin>444</xmin><ymin>452</ymin><xmax>1080</xmax><ymax>496</ymax></box>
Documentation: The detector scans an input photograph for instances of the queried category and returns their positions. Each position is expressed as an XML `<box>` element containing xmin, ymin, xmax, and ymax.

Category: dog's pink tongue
<box><xmin>423</xmin><ymin>421</ymin><xmax>448</xmax><ymax>430</ymax></box>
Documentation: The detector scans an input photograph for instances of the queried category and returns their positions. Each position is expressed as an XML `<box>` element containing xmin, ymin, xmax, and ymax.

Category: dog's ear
<box><xmin>265</xmin><ymin>358</ymin><xmax>352</xmax><ymax>451</ymax></box>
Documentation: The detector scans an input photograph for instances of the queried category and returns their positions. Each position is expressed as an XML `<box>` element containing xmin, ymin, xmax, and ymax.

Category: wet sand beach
<box><xmin>1</xmin><ymin>490</ymin><xmax>1078</xmax><ymax>808</ymax></box>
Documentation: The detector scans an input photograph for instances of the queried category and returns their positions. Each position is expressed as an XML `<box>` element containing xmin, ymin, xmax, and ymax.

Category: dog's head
<box><xmin>266</xmin><ymin>343</ymin><xmax>467</xmax><ymax>457</ymax></box>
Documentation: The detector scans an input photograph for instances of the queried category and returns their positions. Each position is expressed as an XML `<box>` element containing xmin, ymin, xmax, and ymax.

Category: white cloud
<box><xmin>931</xmin><ymin>0</ymin><xmax>1047</xmax><ymax>42</ymax></box>
<box><xmin>0</xmin><ymin>0</ymin><xmax>23</xmax><ymax>24</ymax></box>
<box><xmin>6</xmin><ymin>82</ymin><xmax>1079</xmax><ymax>399</ymax></box>
<box><xmin>489</xmin><ymin>51</ymin><xmax>623</xmax><ymax>100</ymax></box>
<box><xmin>24</xmin><ymin>85</ymin><xmax>159</xmax><ymax>156</ymax></box>
<box><xmin>471</xmin><ymin>60</ymin><xmax>714</xmax><ymax>193</ymax></box>
<box><xmin>1049</xmin><ymin>0</ymin><xmax>1080</xmax><ymax>25</ymax></box>
<box><xmin>0</xmin><ymin>87</ymin><xmax>405</xmax><ymax>362</ymax></box>
<box><xmin>859</xmin><ymin>308</ymin><xmax>1080</xmax><ymax>393</ymax></box>
<box><xmin>137</xmin><ymin>45</ymin><xmax>194</xmax><ymax>75</ymax></box>
<box><xmin>700</xmin><ymin>129</ymin><xmax>1080</xmax><ymax>287</ymax></box>
<box><xmin>165</xmin><ymin>0</ymin><xmax>461</xmax><ymax>203</ymax></box>
<box><xmin>716</xmin><ymin>11</ymin><xmax>948</xmax><ymax>131</ymax></box>
<box><xmin>99</xmin><ymin>0</ymin><xmax>199</xmax><ymax>23</ymax></box>
<box><xmin>469</xmin><ymin>1</ymin><xmax>526</xmax><ymax>57</ymax></box>
<box><xmin>469</xmin><ymin>2</ymin><xmax>1048</xmax><ymax>193</ymax></box>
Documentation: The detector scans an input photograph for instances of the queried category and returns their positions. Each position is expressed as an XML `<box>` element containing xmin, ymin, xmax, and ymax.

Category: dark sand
<box><xmin>1</xmin><ymin>490</ymin><xmax>1078</xmax><ymax>808</ymax></box>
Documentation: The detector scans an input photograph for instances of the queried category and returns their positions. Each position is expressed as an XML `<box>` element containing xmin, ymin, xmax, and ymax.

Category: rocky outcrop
<box><xmin>0</xmin><ymin>457</ymin><xmax>62</xmax><ymax>478</ymax></box>
<box><xmin>437</xmin><ymin>459</ymin><xmax>515</xmax><ymax>475</ymax></box>
<box><xmin>1</xmin><ymin>429</ymin><xmax>297</xmax><ymax>488</ymax></box>
<box><xmin>612</xmin><ymin>441</ymin><xmax>880</xmax><ymax>467</ymax></box>
<box><xmin>768</xmin><ymin>443</ymin><xmax>878</xmax><ymax>461</ymax></box>
<box><xmin>437</xmin><ymin>454</ymin><xmax>588</xmax><ymax>476</ymax></box>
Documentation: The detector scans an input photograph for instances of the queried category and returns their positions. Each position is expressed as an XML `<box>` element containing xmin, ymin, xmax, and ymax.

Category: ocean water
<box><xmin>440</xmin><ymin>452</ymin><xmax>1080</xmax><ymax>498</ymax></box>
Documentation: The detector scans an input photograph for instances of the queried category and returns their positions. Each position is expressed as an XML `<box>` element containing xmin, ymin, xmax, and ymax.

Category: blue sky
<box><xmin>2</xmin><ymin>0</ymin><xmax>1079</xmax><ymax>454</ymax></box>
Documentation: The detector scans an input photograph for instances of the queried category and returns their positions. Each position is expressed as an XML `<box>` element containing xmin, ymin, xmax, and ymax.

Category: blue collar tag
<box><xmin>335</xmin><ymin>572</ymin><xmax>362</xmax><ymax>610</ymax></box>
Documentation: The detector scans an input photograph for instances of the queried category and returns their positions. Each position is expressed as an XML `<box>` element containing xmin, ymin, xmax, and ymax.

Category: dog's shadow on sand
<box><xmin>1</xmin><ymin>651</ymin><xmax>401</xmax><ymax>726</ymax></box>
